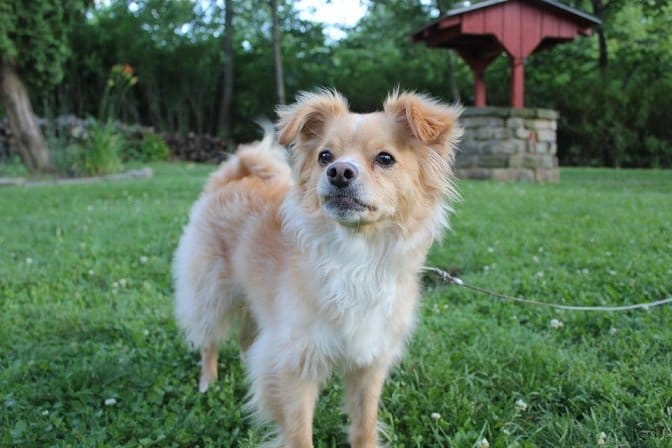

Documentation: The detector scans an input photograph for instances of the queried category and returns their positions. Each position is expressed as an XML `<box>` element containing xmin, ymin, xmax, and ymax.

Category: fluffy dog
<box><xmin>173</xmin><ymin>90</ymin><xmax>461</xmax><ymax>447</ymax></box>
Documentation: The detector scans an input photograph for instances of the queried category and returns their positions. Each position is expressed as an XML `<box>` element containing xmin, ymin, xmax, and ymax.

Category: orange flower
<box><xmin>123</xmin><ymin>64</ymin><xmax>134</xmax><ymax>75</ymax></box>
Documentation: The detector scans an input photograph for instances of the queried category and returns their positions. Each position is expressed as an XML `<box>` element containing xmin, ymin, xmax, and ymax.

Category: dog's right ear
<box><xmin>276</xmin><ymin>90</ymin><xmax>349</xmax><ymax>146</ymax></box>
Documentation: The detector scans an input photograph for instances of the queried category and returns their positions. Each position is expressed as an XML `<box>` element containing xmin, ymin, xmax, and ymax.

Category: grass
<box><xmin>1</xmin><ymin>163</ymin><xmax>671</xmax><ymax>447</ymax></box>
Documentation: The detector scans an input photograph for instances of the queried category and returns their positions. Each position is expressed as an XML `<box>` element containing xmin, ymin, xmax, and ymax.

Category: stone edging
<box><xmin>0</xmin><ymin>167</ymin><xmax>153</xmax><ymax>187</ymax></box>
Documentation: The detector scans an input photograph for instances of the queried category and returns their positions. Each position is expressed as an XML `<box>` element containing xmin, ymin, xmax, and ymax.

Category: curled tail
<box><xmin>204</xmin><ymin>125</ymin><xmax>291</xmax><ymax>194</ymax></box>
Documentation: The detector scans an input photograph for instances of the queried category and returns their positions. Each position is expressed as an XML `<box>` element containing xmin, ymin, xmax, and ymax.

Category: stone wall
<box><xmin>0</xmin><ymin>117</ymin><xmax>229</xmax><ymax>164</ymax></box>
<box><xmin>456</xmin><ymin>106</ymin><xmax>559</xmax><ymax>182</ymax></box>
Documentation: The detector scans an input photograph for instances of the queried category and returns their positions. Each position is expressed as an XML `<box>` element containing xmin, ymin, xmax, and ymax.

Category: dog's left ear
<box><xmin>384</xmin><ymin>91</ymin><xmax>462</xmax><ymax>153</ymax></box>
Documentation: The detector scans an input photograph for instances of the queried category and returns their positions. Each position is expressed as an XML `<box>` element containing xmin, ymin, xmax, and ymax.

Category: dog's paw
<box><xmin>198</xmin><ymin>373</ymin><xmax>216</xmax><ymax>393</ymax></box>
<box><xmin>198</xmin><ymin>378</ymin><xmax>210</xmax><ymax>393</ymax></box>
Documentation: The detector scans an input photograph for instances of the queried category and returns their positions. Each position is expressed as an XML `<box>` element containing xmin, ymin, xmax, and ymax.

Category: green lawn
<box><xmin>1</xmin><ymin>164</ymin><xmax>671</xmax><ymax>447</ymax></box>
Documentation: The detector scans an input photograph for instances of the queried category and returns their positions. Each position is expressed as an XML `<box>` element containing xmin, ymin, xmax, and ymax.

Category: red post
<box><xmin>510</xmin><ymin>57</ymin><xmax>525</xmax><ymax>108</ymax></box>
<box><xmin>474</xmin><ymin>67</ymin><xmax>486</xmax><ymax>107</ymax></box>
<box><xmin>460</xmin><ymin>51</ymin><xmax>498</xmax><ymax>108</ymax></box>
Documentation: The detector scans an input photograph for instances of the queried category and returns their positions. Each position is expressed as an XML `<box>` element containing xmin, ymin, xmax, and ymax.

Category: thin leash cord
<box><xmin>422</xmin><ymin>266</ymin><xmax>672</xmax><ymax>312</ymax></box>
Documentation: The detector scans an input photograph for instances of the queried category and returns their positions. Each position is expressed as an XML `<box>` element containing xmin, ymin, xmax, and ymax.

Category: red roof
<box><xmin>412</xmin><ymin>0</ymin><xmax>600</xmax><ymax>107</ymax></box>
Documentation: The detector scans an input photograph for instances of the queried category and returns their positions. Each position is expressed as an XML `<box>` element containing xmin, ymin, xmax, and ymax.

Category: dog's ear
<box><xmin>384</xmin><ymin>91</ymin><xmax>462</xmax><ymax>152</ymax></box>
<box><xmin>276</xmin><ymin>90</ymin><xmax>349</xmax><ymax>146</ymax></box>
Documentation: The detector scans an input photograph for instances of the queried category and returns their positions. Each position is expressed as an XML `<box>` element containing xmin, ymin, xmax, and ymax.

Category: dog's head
<box><xmin>277</xmin><ymin>89</ymin><xmax>461</xmax><ymax>237</ymax></box>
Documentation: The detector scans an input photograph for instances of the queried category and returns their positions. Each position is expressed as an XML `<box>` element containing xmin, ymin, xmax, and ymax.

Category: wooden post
<box><xmin>510</xmin><ymin>57</ymin><xmax>525</xmax><ymax>108</ymax></box>
<box><xmin>459</xmin><ymin>51</ymin><xmax>499</xmax><ymax>108</ymax></box>
<box><xmin>473</xmin><ymin>66</ymin><xmax>486</xmax><ymax>107</ymax></box>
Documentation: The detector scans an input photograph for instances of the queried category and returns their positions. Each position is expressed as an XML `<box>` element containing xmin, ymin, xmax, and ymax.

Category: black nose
<box><xmin>327</xmin><ymin>161</ymin><xmax>358</xmax><ymax>188</ymax></box>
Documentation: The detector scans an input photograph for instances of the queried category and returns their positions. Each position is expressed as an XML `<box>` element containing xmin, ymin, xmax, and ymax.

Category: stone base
<box><xmin>456</xmin><ymin>106</ymin><xmax>560</xmax><ymax>182</ymax></box>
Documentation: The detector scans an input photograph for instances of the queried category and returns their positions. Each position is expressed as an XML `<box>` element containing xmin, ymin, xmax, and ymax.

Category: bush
<box><xmin>122</xmin><ymin>132</ymin><xmax>170</xmax><ymax>162</ymax></box>
<box><xmin>55</xmin><ymin>124</ymin><xmax>124</xmax><ymax>176</ymax></box>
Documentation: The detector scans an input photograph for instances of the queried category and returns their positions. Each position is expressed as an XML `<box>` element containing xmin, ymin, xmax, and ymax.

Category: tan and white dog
<box><xmin>173</xmin><ymin>90</ymin><xmax>461</xmax><ymax>447</ymax></box>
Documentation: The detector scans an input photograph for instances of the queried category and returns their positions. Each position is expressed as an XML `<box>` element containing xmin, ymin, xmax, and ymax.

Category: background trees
<box><xmin>2</xmin><ymin>0</ymin><xmax>671</xmax><ymax>168</ymax></box>
<box><xmin>0</xmin><ymin>0</ymin><xmax>86</xmax><ymax>172</ymax></box>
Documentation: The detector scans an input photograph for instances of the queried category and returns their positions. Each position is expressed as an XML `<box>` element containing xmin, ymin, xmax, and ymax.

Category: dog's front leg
<box><xmin>267</xmin><ymin>368</ymin><xmax>319</xmax><ymax>448</ymax></box>
<box><xmin>345</xmin><ymin>361</ymin><xmax>389</xmax><ymax>448</ymax></box>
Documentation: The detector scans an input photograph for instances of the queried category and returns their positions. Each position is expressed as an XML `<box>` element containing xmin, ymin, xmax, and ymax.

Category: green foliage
<box><xmin>56</xmin><ymin>124</ymin><xmax>124</xmax><ymax>176</ymax></box>
<box><xmin>525</xmin><ymin>1</ymin><xmax>672</xmax><ymax>167</ymax></box>
<box><xmin>0</xmin><ymin>155</ymin><xmax>28</xmax><ymax>177</ymax></box>
<box><xmin>123</xmin><ymin>132</ymin><xmax>171</xmax><ymax>163</ymax></box>
<box><xmin>25</xmin><ymin>0</ymin><xmax>672</xmax><ymax>167</ymax></box>
<box><xmin>0</xmin><ymin>164</ymin><xmax>671</xmax><ymax>446</ymax></box>
<box><xmin>0</xmin><ymin>0</ymin><xmax>85</xmax><ymax>90</ymax></box>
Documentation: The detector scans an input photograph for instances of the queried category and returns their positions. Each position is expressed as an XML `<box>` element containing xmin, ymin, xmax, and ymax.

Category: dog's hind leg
<box><xmin>199</xmin><ymin>342</ymin><xmax>219</xmax><ymax>392</ymax></box>
<box><xmin>199</xmin><ymin>301</ymin><xmax>251</xmax><ymax>392</ymax></box>
<box><xmin>174</xmin><ymin>223</ymin><xmax>240</xmax><ymax>392</ymax></box>
<box><xmin>238</xmin><ymin>305</ymin><xmax>259</xmax><ymax>352</ymax></box>
<box><xmin>183</xmin><ymin>282</ymin><xmax>238</xmax><ymax>393</ymax></box>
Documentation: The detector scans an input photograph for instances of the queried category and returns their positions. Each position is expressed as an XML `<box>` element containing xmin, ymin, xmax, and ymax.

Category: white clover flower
<box><xmin>42</xmin><ymin>410</ymin><xmax>49</xmax><ymax>416</ymax></box>
<box><xmin>550</xmin><ymin>319</ymin><xmax>564</xmax><ymax>329</ymax></box>
<box><xmin>88</xmin><ymin>269</ymin><xmax>94</xmax><ymax>276</ymax></box>
<box><xmin>597</xmin><ymin>431</ymin><xmax>607</xmax><ymax>446</ymax></box>
<box><xmin>25</xmin><ymin>258</ymin><xmax>33</xmax><ymax>264</ymax></box>
<box><xmin>139</xmin><ymin>256</ymin><xmax>149</xmax><ymax>264</ymax></box>
<box><xmin>118</xmin><ymin>278</ymin><xmax>128</xmax><ymax>288</ymax></box>
<box><xmin>514</xmin><ymin>398</ymin><xmax>528</xmax><ymax>412</ymax></box>
<box><xmin>104</xmin><ymin>398</ymin><xmax>117</xmax><ymax>406</ymax></box>
<box><xmin>475</xmin><ymin>438</ymin><xmax>490</xmax><ymax>448</ymax></box>
<box><xmin>535</xmin><ymin>271</ymin><xmax>544</xmax><ymax>277</ymax></box>
<box><xmin>487</xmin><ymin>247</ymin><xmax>494</xmax><ymax>253</ymax></box>
<box><xmin>431</xmin><ymin>412</ymin><xmax>441</xmax><ymax>420</ymax></box>
<box><xmin>609</xmin><ymin>327</ymin><xmax>617</xmax><ymax>336</ymax></box>
<box><xmin>532</xmin><ymin>255</ymin><xmax>540</xmax><ymax>263</ymax></box>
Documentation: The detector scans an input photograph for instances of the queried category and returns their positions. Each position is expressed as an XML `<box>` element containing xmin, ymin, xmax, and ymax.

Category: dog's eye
<box><xmin>318</xmin><ymin>150</ymin><xmax>334</xmax><ymax>166</ymax></box>
<box><xmin>375</xmin><ymin>152</ymin><xmax>396</xmax><ymax>167</ymax></box>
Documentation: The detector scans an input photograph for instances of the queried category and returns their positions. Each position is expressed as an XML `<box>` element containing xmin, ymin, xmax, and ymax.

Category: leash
<box><xmin>423</xmin><ymin>266</ymin><xmax>672</xmax><ymax>312</ymax></box>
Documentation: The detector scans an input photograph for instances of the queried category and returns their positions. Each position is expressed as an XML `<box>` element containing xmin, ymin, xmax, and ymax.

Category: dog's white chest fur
<box><xmin>273</xmin><ymin>268</ymin><xmax>403</xmax><ymax>378</ymax></box>
<box><xmin>268</xmin><ymin>206</ymin><xmax>422</xmax><ymax>377</ymax></box>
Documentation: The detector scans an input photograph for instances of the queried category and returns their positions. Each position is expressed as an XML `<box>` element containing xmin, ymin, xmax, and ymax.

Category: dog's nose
<box><xmin>327</xmin><ymin>161</ymin><xmax>358</xmax><ymax>188</ymax></box>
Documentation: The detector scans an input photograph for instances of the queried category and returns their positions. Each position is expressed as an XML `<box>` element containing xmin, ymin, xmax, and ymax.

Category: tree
<box><xmin>435</xmin><ymin>0</ymin><xmax>462</xmax><ymax>102</ymax></box>
<box><xmin>0</xmin><ymin>0</ymin><xmax>85</xmax><ymax>173</ymax></box>
<box><xmin>269</xmin><ymin>0</ymin><xmax>286</xmax><ymax>105</ymax></box>
<box><xmin>218</xmin><ymin>0</ymin><xmax>234</xmax><ymax>139</ymax></box>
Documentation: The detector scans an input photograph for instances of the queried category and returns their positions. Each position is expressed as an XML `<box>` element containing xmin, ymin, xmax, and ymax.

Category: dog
<box><xmin>173</xmin><ymin>89</ymin><xmax>461</xmax><ymax>447</ymax></box>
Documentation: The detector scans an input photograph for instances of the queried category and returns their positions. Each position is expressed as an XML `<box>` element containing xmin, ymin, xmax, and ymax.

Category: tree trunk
<box><xmin>436</xmin><ymin>1</ymin><xmax>460</xmax><ymax>102</ymax></box>
<box><xmin>270</xmin><ymin>0</ymin><xmax>285</xmax><ymax>105</ymax></box>
<box><xmin>218</xmin><ymin>0</ymin><xmax>235</xmax><ymax>140</ymax></box>
<box><xmin>591</xmin><ymin>0</ymin><xmax>608</xmax><ymax>70</ymax></box>
<box><xmin>0</xmin><ymin>60</ymin><xmax>52</xmax><ymax>173</ymax></box>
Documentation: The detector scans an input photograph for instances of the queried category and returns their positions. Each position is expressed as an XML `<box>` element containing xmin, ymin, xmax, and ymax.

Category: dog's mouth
<box><xmin>323</xmin><ymin>194</ymin><xmax>376</xmax><ymax>213</ymax></box>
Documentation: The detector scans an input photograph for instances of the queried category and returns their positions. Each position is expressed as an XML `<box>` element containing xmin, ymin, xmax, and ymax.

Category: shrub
<box><xmin>122</xmin><ymin>132</ymin><xmax>170</xmax><ymax>162</ymax></box>
<box><xmin>56</xmin><ymin>124</ymin><xmax>124</xmax><ymax>176</ymax></box>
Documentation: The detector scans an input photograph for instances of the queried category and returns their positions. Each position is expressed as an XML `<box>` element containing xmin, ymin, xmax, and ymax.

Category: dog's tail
<box><xmin>203</xmin><ymin>121</ymin><xmax>291</xmax><ymax>194</ymax></box>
